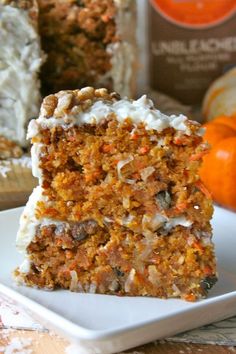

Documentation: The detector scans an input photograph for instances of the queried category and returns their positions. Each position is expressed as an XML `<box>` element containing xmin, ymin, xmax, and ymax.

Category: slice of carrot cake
<box><xmin>38</xmin><ymin>0</ymin><xmax>136</xmax><ymax>97</ymax></box>
<box><xmin>15</xmin><ymin>87</ymin><xmax>217</xmax><ymax>301</ymax></box>
<box><xmin>0</xmin><ymin>0</ymin><xmax>43</xmax><ymax>149</ymax></box>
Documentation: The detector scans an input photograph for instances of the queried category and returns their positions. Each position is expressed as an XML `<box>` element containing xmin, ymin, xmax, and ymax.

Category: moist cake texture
<box><xmin>15</xmin><ymin>87</ymin><xmax>217</xmax><ymax>301</ymax></box>
<box><xmin>0</xmin><ymin>0</ymin><xmax>43</xmax><ymax>148</ymax></box>
<box><xmin>38</xmin><ymin>0</ymin><xmax>136</xmax><ymax>97</ymax></box>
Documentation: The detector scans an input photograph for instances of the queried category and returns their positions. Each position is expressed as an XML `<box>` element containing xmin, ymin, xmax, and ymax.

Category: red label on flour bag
<box><xmin>150</xmin><ymin>0</ymin><xmax>236</xmax><ymax>28</ymax></box>
<box><xmin>148</xmin><ymin>0</ymin><xmax>236</xmax><ymax>105</ymax></box>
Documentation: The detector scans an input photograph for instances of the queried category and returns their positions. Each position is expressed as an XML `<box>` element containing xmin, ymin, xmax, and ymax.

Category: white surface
<box><xmin>0</xmin><ymin>206</ymin><xmax>236</xmax><ymax>354</ymax></box>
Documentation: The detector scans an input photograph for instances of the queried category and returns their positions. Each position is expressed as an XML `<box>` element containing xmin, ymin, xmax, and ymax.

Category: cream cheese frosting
<box><xmin>0</xmin><ymin>4</ymin><xmax>43</xmax><ymax>146</ymax></box>
<box><xmin>16</xmin><ymin>186</ymin><xmax>64</xmax><ymax>254</ymax></box>
<box><xmin>28</xmin><ymin>94</ymin><xmax>192</xmax><ymax>139</ymax></box>
<box><xmin>16</xmin><ymin>186</ymin><xmax>45</xmax><ymax>253</ymax></box>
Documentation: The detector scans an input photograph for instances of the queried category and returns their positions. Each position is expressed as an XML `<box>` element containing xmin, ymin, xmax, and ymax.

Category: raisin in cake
<box><xmin>0</xmin><ymin>0</ymin><xmax>43</xmax><ymax>150</ymax></box>
<box><xmin>38</xmin><ymin>0</ymin><xmax>136</xmax><ymax>97</ymax></box>
<box><xmin>15</xmin><ymin>87</ymin><xmax>217</xmax><ymax>301</ymax></box>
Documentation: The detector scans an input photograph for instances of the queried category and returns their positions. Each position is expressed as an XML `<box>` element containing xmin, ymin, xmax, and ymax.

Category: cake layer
<box><xmin>38</xmin><ymin>0</ymin><xmax>136</xmax><ymax>97</ymax></box>
<box><xmin>15</xmin><ymin>88</ymin><xmax>217</xmax><ymax>301</ymax></box>
<box><xmin>16</xmin><ymin>218</ymin><xmax>216</xmax><ymax>300</ymax></box>
<box><xmin>0</xmin><ymin>0</ymin><xmax>43</xmax><ymax>147</ymax></box>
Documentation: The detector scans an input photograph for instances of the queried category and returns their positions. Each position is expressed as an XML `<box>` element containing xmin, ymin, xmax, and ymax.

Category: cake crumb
<box><xmin>11</xmin><ymin>156</ymin><xmax>32</xmax><ymax>169</ymax></box>
<box><xmin>0</xmin><ymin>161</ymin><xmax>11</xmax><ymax>178</ymax></box>
<box><xmin>0</xmin><ymin>337</ymin><xmax>32</xmax><ymax>354</ymax></box>
<box><xmin>0</xmin><ymin>156</ymin><xmax>32</xmax><ymax>178</ymax></box>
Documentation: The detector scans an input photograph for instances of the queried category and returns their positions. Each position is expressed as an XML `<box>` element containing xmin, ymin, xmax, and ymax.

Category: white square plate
<box><xmin>0</xmin><ymin>206</ymin><xmax>236</xmax><ymax>354</ymax></box>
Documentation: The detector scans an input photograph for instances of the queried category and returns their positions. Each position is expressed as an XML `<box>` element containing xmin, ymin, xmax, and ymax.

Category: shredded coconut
<box><xmin>117</xmin><ymin>156</ymin><xmax>135</xmax><ymax>184</ymax></box>
<box><xmin>121</xmin><ymin>214</ymin><xmax>135</xmax><ymax>227</ymax></box>
<box><xmin>172</xmin><ymin>284</ymin><xmax>181</xmax><ymax>296</ymax></box>
<box><xmin>124</xmin><ymin>268</ymin><xmax>136</xmax><ymax>292</ymax></box>
<box><xmin>140</xmin><ymin>166</ymin><xmax>155</xmax><ymax>182</ymax></box>
<box><xmin>122</xmin><ymin>196</ymin><xmax>130</xmax><ymax>209</ymax></box>
<box><xmin>103</xmin><ymin>216</ymin><xmax>114</xmax><ymax>224</ymax></box>
<box><xmin>69</xmin><ymin>270</ymin><xmax>79</xmax><ymax>292</ymax></box>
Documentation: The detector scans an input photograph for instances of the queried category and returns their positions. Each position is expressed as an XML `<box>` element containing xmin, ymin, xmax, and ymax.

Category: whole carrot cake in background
<box><xmin>15</xmin><ymin>87</ymin><xmax>217</xmax><ymax>301</ymax></box>
<box><xmin>38</xmin><ymin>0</ymin><xmax>137</xmax><ymax>97</ymax></box>
<box><xmin>0</xmin><ymin>0</ymin><xmax>43</xmax><ymax>155</ymax></box>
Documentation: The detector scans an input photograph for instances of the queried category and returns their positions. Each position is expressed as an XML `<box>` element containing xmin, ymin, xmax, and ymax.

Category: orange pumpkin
<box><xmin>200</xmin><ymin>115</ymin><xmax>236</xmax><ymax>211</ymax></box>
